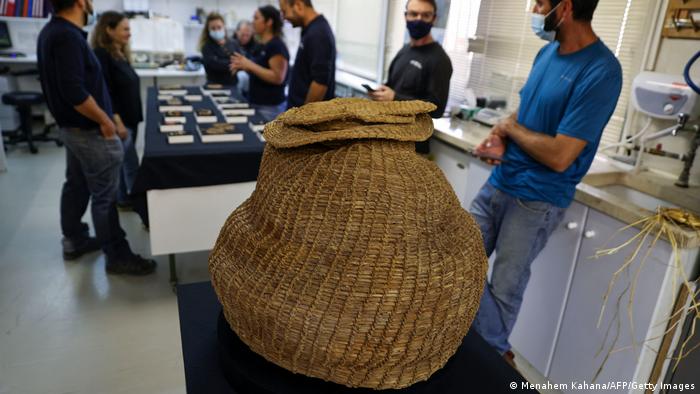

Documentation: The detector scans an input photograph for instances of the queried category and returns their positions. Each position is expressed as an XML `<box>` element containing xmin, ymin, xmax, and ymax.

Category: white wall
<box><xmin>96</xmin><ymin>0</ymin><xmax>262</xmax><ymax>25</ymax></box>
<box><xmin>96</xmin><ymin>0</ymin><xmax>264</xmax><ymax>55</ymax></box>
<box><xmin>4</xmin><ymin>18</ymin><xmax>45</xmax><ymax>54</ymax></box>
<box><xmin>3</xmin><ymin>0</ymin><xmax>266</xmax><ymax>56</ymax></box>
<box><xmin>383</xmin><ymin>0</ymin><xmax>407</xmax><ymax>81</ymax></box>
<box><xmin>333</xmin><ymin>0</ymin><xmax>382</xmax><ymax>79</ymax></box>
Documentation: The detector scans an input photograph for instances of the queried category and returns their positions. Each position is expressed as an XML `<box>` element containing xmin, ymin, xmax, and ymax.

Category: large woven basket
<box><xmin>209</xmin><ymin>98</ymin><xmax>488</xmax><ymax>390</ymax></box>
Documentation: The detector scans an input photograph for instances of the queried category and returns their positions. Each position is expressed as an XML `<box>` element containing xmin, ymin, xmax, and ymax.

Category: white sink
<box><xmin>598</xmin><ymin>184</ymin><xmax>679</xmax><ymax>212</ymax></box>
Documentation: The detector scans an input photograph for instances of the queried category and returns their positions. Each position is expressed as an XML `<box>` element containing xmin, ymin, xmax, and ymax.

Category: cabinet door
<box><xmin>463</xmin><ymin>156</ymin><xmax>493</xmax><ymax>209</ymax></box>
<box><xmin>549</xmin><ymin>209</ymin><xmax>671</xmax><ymax>392</ymax></box>
<box><xmin>430</xmin><ymin>139</ymin><xmax>469</xmax><ymax>206</ymax></box>
<box><xmin>509</xmin><ymin>201</ymin><xmax>588</xmax><ymax>376</ymax></box>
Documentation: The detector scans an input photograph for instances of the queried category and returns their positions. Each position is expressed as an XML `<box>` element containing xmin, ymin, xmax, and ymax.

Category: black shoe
<box><xmin>62</xmin><ymin>236</ymin><xmax>101</xmax><ymax>260</ymax></box>
<box><xmin>106</xmin><ymin>254</ymin><xmax>157</xmax><ymax>276</ymax></box>
<box><xmin>116</xmin><ymin>199</ymin><xmax>134</xmax><ymax>211</ymax></box>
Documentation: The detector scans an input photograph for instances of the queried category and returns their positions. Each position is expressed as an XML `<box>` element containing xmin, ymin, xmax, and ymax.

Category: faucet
<box><xmin>675</xmin><ymin>121</ymin><xmax>700</xmax><ymax>188</ymax></box>
<box><xmin>633</xmin><ymin>113</ymin><xmax>692</xmax><ymax>173</ymax></box>
<box><xmin>672</xmin><ymin>113</ymin><xmax>689</xmax><ymax>137</ymax></box>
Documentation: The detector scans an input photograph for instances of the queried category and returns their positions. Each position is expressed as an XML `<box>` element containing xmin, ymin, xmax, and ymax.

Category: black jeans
<box><xmin>59</xmin><ymin>128</ymin><xmax>131</xmax><ymax>259</ymax></box>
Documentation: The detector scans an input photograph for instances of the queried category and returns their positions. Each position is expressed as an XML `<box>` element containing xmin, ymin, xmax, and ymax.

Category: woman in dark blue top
<box><xmin>91</xmin><ymin>11</ymin><xmax>142</xmax><ymax>207</ymax></box>
<box><xmin>231</xmin><ymin>6</ymin><xmax>289</xmax><ymax>121</ymax></box>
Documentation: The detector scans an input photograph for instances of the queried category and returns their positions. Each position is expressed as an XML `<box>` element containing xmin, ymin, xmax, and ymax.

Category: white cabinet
<box><xmin>0</xmin><ymin>76</ymin><xmax>20</xmax><ymax>132</ymax></box>
<box><xmin>548</xmin><ymin>208</ymin><xmax>672</xmax><ymax>392</ymax></box>
<box><xmin>509</xmin><ymin>201</ymin><xmax>589</xmax><ymax>376</ymax></box>
<box><xmin>430</xmin><ymin>138</ymin><xmax>493</xmax><ymax>210</ymax></box>
<box><xmin>430</xmin><ymin>138</ymin><xmax>470</xmax><ymax>207</ymax></box>
<box><xmin>430</xmin><ymin>138</ymin><xmax>698</xmax><ymax>392</ymax></box>
<box><xmin>463</xmin><ymin>156</ymin><xmax>492</xmax><ymax>209</ymax></box>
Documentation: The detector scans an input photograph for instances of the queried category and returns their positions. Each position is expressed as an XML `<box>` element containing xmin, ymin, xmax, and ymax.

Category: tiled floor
<box><xmin>0</xmin><ymin>141</ymin><xmax>213</xmax><ymax>394</ymax></box>
<box><xmin>0</xmin><ymin>140</ymin><xmax>561</xmax><ymax>394</ymax></box>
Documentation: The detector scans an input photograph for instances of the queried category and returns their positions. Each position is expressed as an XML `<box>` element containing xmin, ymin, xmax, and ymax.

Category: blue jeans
<box><xmin>60</xmin><ymin>128</ymin><xmax>131</xmax><ymax>259</ymax></box>
<box><xmin>469</xmin><ymin>182</ymin><xmax>566</xmax><ymax>354</ymax></box>
<box><xmin>117</xmin><ymin>126</ymin><xmax>139</xmax><ymax>203</ymax></box>
<box><xmin>236</xmin><ymin>70</ymin><xmax>250</xmax><ymax>98</ymax></box>
<box><xmin>252</xmin><ymin>101</ymin><xmax>287</xmax><ymax>122</ymax></box>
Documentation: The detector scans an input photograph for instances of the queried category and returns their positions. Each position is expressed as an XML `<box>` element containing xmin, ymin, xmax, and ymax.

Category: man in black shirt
<box><xmin>38</xmin><ymin>0</ymin><xmax>155</xmax><ymax>275</ymax></box>
<box><xmin>279</xmin><ymin>0</ymin><xmax>336</xmax><ymax>108</ymax></box>
<box><xmin>370</xmin><ymin>0</ymin><xmax>452</xmax><ymax>151</ymax></box>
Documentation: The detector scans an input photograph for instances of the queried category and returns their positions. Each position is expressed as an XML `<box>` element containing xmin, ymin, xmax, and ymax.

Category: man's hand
<box><xmin>368</xmin><ymin>85</ymin><xmax>395</xmax><ymax>102</ymax></box>
<box><xmin>116</xmin><ymin>122</ymin><xmax>128</xmax><ymax>140</ymax></box>
<box><xmin>474</xmin><ymin>132</ymin><xmax>507</xmax><ymax>165</ymax></box>
<box><xmin>100</xmin><ymin>118</ymin><xmax>117</xmax><ymax>139</ymax></box>
<box><xmin>491</xmin><ymin>116</ymin><xmax>516</xmax><ymax>139</ymax></box>
<box><xmin>489</xmin><ymin>113</ymin><xmax>588</xmax><ymax>173</ymax></box>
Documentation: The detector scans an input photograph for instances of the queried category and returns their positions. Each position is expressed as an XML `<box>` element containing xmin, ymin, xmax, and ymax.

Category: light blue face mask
<box><xmin>209</xmin><ymin>29</ymin><xmax>226</xmax><ymax>42</ymax></box>
<box><xmin>86</xmin><ymin>13</ymin><xmax>96</xmax><ymax>26</ymax></box>
<box><xmin>531</xmin><ymin>2</ymin><xmax>563</xmax><ymax>42</ymax></box>
<box><xmin>84</xmin><ymin>0</ymin><xmax>96</xmax><ymax>27</ymax></box>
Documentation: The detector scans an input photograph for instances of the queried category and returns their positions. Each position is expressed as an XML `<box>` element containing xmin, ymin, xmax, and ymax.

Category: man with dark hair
<box><xmin>278</xmin><ymin>0</ymin><xmax>336</xmax><ymax>108</ymax></box>
<box><xmin>49</xmin><ymin>0</ymin><xmax>78</xmax><ymax>12</ymax></box>
<box><xmin>369</xmin><ymin>0</ymin><xmax>452</xmax><ymax>153</ymax></box>
<box><xmin>468</xmin><ymin>0</ymin><xmax>621</xmax><ymax>367</ymax></box>
<box><xmin>552</xmin><ymin>0</ymin><xmax>599</xmax><ymax>21</ymax></box>
<box><xmin>38</xmin><ymin>0</ymin><xmax>156</xmax><ymax>275</ymax></box>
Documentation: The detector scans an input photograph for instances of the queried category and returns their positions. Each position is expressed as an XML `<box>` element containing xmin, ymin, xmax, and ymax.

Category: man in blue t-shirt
<box><xmin>468</xmin><ymin>0</ymin><xmax>622</xmax><ymax>366</ymax></box>
<box><xmin>279</xmin><ymin>0</ymin><xmax>336</xmax><ymax>108</ymax></box>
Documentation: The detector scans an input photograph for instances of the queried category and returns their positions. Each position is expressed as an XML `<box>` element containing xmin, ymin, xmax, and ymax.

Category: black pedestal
<box><xmin>177</xmin><ymin>282</ymin><xmax>536</xmax><ymax>394</ymax></box>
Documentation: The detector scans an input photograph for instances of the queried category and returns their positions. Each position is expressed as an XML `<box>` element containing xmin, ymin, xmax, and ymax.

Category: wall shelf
<box><xmin>0</xmin><ymin>16</ymin><xmax>50</xmax><ymax>23</ymax></box>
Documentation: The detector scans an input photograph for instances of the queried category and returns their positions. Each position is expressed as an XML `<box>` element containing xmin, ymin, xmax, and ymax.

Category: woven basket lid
<box><xmin>209</xmin><ymin>98</ymin><xmax>488</xmax><ymax>390</ymax></box>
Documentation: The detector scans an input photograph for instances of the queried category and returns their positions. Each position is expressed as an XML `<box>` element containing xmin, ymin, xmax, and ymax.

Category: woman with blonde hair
<box><xmin>91</xmin><ymin>11</ymin><xmax>141</xmax><ymax>209</ymax></box>
<box><xmin>199</xmin><ymin>12</ymin><xmax>240</xmax><ymax>86</ymax></box>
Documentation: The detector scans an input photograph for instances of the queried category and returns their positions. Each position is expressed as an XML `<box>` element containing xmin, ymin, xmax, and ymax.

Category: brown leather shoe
<box><xmin>503</xmin><ymin>350</ymin><xmax>517</xmax><ymax>369</ymax></box>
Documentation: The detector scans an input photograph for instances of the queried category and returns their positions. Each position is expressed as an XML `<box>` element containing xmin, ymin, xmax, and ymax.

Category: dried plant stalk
<box><xmin>591</xmin><ymin>208</ymin><xmax>700</xmax><ymax>382</ymax></box>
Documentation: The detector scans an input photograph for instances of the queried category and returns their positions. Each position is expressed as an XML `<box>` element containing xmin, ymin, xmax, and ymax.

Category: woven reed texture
<box><xmin>264</xmin><ymin>113</ymin><xmax>434</xmax><ymax>149</ymax></box>
<box><xmin>209</xmin><ymin>99</ymin><xmax>488</xmax><ymax>390</ymax></box>
<box><xmin>278</xmin><ymin>97</ymin><xmax>436</xmax><ymax>126</ymax></box>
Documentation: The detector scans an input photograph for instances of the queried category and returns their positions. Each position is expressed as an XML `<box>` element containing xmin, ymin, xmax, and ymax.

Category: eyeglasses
<box><xmin>404</xmin><ymin>11</ymin><xmax>435</xmax><ymax>21</ymax></box>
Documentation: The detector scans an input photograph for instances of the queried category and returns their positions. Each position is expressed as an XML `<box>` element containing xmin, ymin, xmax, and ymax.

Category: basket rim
<box><xmin>264</xmin><ymin>113</ymin><xmax>435</xmax><ymax>148</ymax></box>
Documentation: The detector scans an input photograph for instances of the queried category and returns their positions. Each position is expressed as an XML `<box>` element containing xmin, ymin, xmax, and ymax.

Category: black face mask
<box><xmin>406</xmin><ymin>20</ymin><xmax>432</xmax><ymax>40</ymax></box>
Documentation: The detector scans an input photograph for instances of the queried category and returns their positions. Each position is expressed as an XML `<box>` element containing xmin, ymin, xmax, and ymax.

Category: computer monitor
<box><xmin>0</xmin><ymin>21</ymin><xmax>12</xmax><ymax>49</ymax></box>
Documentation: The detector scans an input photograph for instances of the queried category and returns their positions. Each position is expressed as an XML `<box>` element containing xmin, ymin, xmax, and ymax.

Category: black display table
<box><xmin>132</xmin><ymin>87</ymin><xmax>265</xmax><ymax>226</ymax></box>
<box><xmin>177</xmin><ymin>282</ymin><xmax>536</xmax><ymax>394</ymax></box>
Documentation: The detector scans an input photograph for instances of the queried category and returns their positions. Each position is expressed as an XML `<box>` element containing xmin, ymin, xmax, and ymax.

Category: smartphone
<box><xmin>362</xmin><ymin>84</ymin><xmax>376</xmax><ymax>92</ymax></box>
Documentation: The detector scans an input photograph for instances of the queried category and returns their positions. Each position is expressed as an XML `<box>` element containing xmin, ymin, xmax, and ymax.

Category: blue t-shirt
<box><xmin>489</xmin><ymin>40</ymin><xmax>622</xmax><ymax>208</ymax></box>
<box><xmin>288</xmin><ymin>15</ymin><xmax>336</xmax><ymax>108</ymax></box>
<box><xmin>249</xmin><ymin>36</ymin><xmax>290</xmax><ymax>106</ymax></box>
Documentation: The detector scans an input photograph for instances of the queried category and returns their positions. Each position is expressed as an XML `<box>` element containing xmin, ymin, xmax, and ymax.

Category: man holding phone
<box><xmin>369</xmin><ymin>0</ymin><xmax>452</xmax><ymax>152</ymax></box>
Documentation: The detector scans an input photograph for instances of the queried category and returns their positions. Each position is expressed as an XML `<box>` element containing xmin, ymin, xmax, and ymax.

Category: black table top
<box><xmin>132</xmin><ymin>86</ymin><xmax>265</xmax><ymax>194</ymax></box>
<box><xmin>143</xmin><ymin>86</ymin><xmax>265</xmax><ymax>159</ymax></box>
